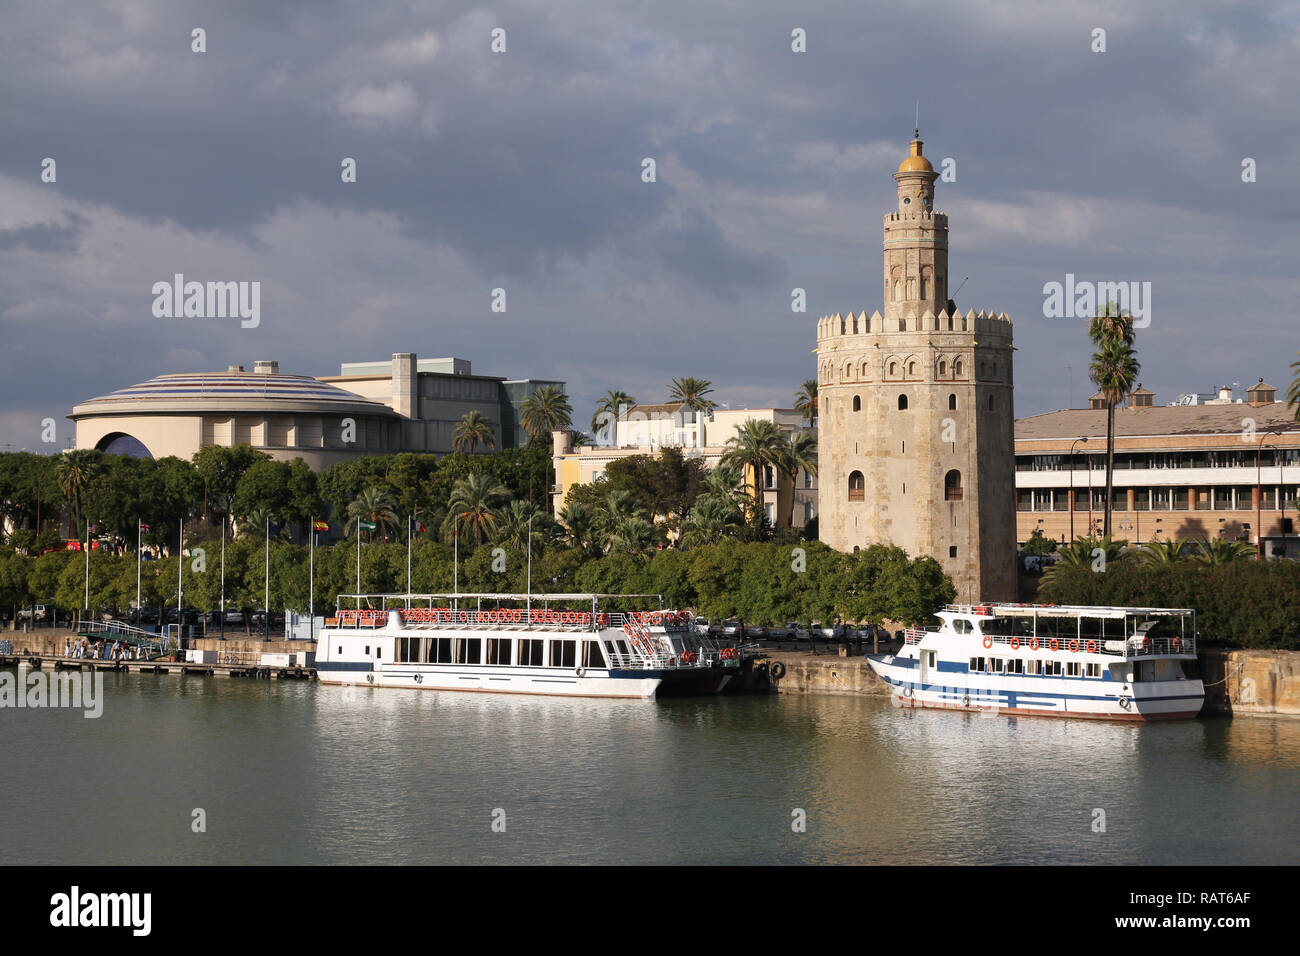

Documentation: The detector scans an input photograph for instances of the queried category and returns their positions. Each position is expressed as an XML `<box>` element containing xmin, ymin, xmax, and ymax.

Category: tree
<box><xmin>1137</xmin><ymin>538</ymin><xmax>1192</xmax><ymax>564</ymax></box>
<box><xmin>721</xmin><ymin>419</ymin><xmax>785</xmax><ymax>528</ymax></box>
<box><xmin>346</xmin><ymin>487</ymin><xmax>400</xmax><ymax>541</ymax></box>
<box><xmin>452</xmin><ymin>411</ymin><xmax>497</xmax><ymax>454</ymax></box>
<box><xmin>1288</xmin><ymin>350</ymin><xmax>1300</xmax><ymax>422</ymax></box>
<box><xmin>1022</xmin><ymin>528</ymin><xmax>1058</xmax><ymax>556</ymax></box>
<box><xmin>609</xmin><ymin>516</ymin><xmax>662</xmax><ymax>559</ymax></box>
<box><xmin>232</xmin><ymin>458</ymin><xmax>322</xmax><ymax>531</ymax></box>
<box><xmin>1088</xmin><ymin>305</ymin><xmax>1140</xmax><ymax>537</ymax></box>
<box><xmin>681</xmin><ymin>495</ymin><xmax>744</xmax><ymax>549</ymax></box>
<box><xmin>1193</xmin><ymin>538</ymin><xmax>1256</xmax><ymax>565</ymax></box>
<box><xmin>591</xmin><ymin>389</ymin><xmax>636</xmax><ymax>435</ymax></box>
<box><xmin>775</xmin><ymin>430</ymin><xmax>818</xmax><ymax>529</ymax></box>
<box><xmin>519</xmin><ymin>385</ymin><xmax>573</xmax><ymax>447</ymax></box>
<box><xmin>793</xmin><ymin>379</ymin><xmax>818</xmax><ymax>426</ymax></box>
<box><xmin>494</xmin><ymin>500</ymin><xmax>555</xmax><ymax>556</ymax></box>
<box><xmin>557</xmin><ymin>502</ymin><xmax>601</xmax><ymax>557</ymax></box>
<box><xmin>192</xmin><ymin>445</ymin><xmax>269</xmax><ymax>523</ymax></box>
<box><xmin>54</xmin><ymin>449</ymin><xmax>102</xmax><ymax>534</ymax></box>
<box><xmin>667</xmin><ymin>377</ymin><xmax>716</xmax><ymax>413</ymax></box>
<box><xmin>441</xmin><ymin>473</ymin><xmax>509</xmax><ymax>545</ymax></box>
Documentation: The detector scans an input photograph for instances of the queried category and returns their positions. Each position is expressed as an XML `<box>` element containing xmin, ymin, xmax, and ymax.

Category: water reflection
<box><xmin>1</xmin><ymin>670</ymin><xmax>1298</xmax><ymax>864</ymax></box>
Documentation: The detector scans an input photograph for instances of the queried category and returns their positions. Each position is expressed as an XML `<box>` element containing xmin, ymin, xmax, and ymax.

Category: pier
<box><xmin>0</xmin><ymin>652</ymin><xmax>315</xmax><ymax>681</ymax></box>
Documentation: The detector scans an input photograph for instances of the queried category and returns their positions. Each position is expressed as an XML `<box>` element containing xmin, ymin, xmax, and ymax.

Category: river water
<box><xmin>3</xmin><ymin>669</ymin><xmax>1298</xmax><ymax>865</ymax></box>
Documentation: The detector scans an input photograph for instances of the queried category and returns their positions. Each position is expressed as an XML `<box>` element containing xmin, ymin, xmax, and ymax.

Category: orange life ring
<box><xmin>598</xmin><ymin>613</ymin><xmax>609</xmax><ymax>626</ymax></box>
<box><xmin>1049</xmin><ymin>639</ymin><xmax>1060</xmax><ymax>652</ymax></box>
<box><xmin>982</xmin><ymin>635</ymin><xmax>993</xmax><ymax>649</ymax></box>
<box><xmin>1010</xmin><ymin>637</ymin><xmax>1020</xmax><ymax>650</ymax></box>
<box><xmin>1086</xmin><ymin>641</ymin><xmax>1098</xmax><ymax>654</ymax></box>
<box><xmin>1172</xmin><ymin>637</ymin><xmax>1182</xmax><ymax>650</ymax></box>
<box><xmin>1069</xmin><ymin>640</ymin><xmax>1079</xmax><ymax>653</ymax></box>
<box><xmin>1029</xmin><ymin>638</ymin><xmax>1039</xmax><ymax>650</ymax></box>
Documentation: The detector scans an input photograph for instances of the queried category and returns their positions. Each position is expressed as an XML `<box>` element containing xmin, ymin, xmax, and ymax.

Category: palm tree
<box><xmin>1089</xmin><ymin>307</ymin><xmax>1140</xmax><ymax>537</ymax></box>
<box><xmin>519</xmin><ymin>385</ymin><xmax>573</xmax><ymax>447</ymax></box>
<box><xmin>1041</xmin><ymin>534</ymin><xmax>1128</xmax><ymax>585</ymax></box>
<box><xmin>722</xmin><ymin>418</ymin><xmax>786</xmax><ymax>526</ymax></box>
<box><xmin>452</xmin><ymin>410</ymin><xmax>496</xmax><ymax>454</ymax></box>
<box><xmin>668</xmin><ymin>377</ymin><xmax>716</xmax><ymax>413</ymax></box>
<box><xmin>681</xmin><ymin>496</ymin><xmax>744</xmax><ymax>548</ymax></box>
<box><xmin>55</xmin><ymin>449</ymin><xmax>101</xmax><ymax>534</ymax></box>
<box><xmin>441</xmin><ymin>473</ymin><xmax>509</xmax><ymax>545</ymax></box>
<box><xmin>775</xmin><ymin>431</ymin><xmax>818</xmax><ymax>528</ymax></box>
<box><xmin>595</xmin><ymin>490</ymin><xmax>642</xmax><ymax>546</ymax></box>
<box><xmin>700</xmin><ymin>464</ymin><xmax>747</xmax><ymax>511</ymax></box>
<box><xmin>793</xmin><ymin>379</ymin><xmax>818</xmax><ymax>426</ymax></box>
<box><xmin>1137</xmin><ymin>538</ymin><xmax>1192</xmax><ymax>564</ymax></box>
<box><xmin>494</xmin><ymin>500</ymin><xmax>553</xmax><ymax>555</ymax></box>
<box><xmin>346</xmin><ymin>487</ymin><xmax>400</xmax><ymax>541</ymax></box>
<box><xmin>1193</xmin><ymin>538</ymin><xmax>1256</xmax><ymax>565</ymax></box>
<box><xmin>609</xmin><ymin>516</ymin><xmax>660</xmax><ymax>558</ymax></box>
<box><xmin>591</xmin><ymin>389</ymin><xmax>637</xmax><ymax>434</ymax></box>
<box><xmin>1288</xmin><ymin>351</ymin><xmax>1300</xmax><ymax>422</ymax></box>
<box><xmin>558</xmin><ymin>502</ymin><xmax>600</xmax><ymax>556</ymax></box>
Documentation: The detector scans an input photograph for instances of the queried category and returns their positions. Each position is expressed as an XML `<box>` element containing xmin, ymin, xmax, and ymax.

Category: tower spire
<box><xmin>914</xmin><ymin>100</ymin><xmax>919</xmax><ymax>139</ymax></box>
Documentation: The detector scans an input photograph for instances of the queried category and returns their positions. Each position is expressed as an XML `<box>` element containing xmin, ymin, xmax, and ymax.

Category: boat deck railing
<box><xmin>329</xmin><ymin>607</ymin><xmax>694</xmax><ymax>632</ymax></box>
<box><xmin>905</xmin><ymin>628</ymin><xmax>1196</xmax><ymax>658</ymax></box>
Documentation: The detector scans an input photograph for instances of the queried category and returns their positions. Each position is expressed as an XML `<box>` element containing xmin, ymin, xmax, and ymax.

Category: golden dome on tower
<box><xmin>897</xmin><ymin>137</ymin><xmax>933</xmax><ymax>173</ymax></box>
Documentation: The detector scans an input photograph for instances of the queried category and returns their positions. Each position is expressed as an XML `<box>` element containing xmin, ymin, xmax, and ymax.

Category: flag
<box><xmin>358</xmin><ymin>519</ymin><xmax>377</xmax><ymax>532</ymax></box>
<box><xmin>312</xmin><ymin>520</ymin><xmax>329</xmax><ymax>532</ymax></box>
<box><xmin>139</xmin><ymin>522</ymin><xmax>151</xmax><ymax>532</ymax></box>
<box><xmin>414</xmin><ymin>521</ymin><xmax>427</xmax><ymax>533</ymax></box>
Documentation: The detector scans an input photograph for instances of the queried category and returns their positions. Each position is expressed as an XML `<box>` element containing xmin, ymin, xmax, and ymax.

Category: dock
<box><xmin>0</xmin><ymin>653</ymin><xmax>315</xmax><ymax>681</ymax></box>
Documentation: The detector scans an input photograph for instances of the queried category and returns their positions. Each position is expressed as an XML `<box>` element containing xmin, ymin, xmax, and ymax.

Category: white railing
<box><xmin>972</xmin><ymin>632</ymin><xmax>1195</xmax><ymax>658</ymax></box>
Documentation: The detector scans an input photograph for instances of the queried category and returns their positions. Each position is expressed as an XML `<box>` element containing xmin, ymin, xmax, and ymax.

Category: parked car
<box><xmin>691</xmin><ymin>617</ymin><xmax>711</xmax><ymax>635</ymax></box>
<box><xmin>223</xmin><ymin>611</ymin><xmax>246</xmax><ymax>629</ymax></box>
<box><xmin>17</xmin><ymin>605</ymin><xmax>48</xmax><ymax>621</ymax></box>
<box><xmin>718</xmin><ymin>620</ymin><xmax>743</xmax><ymax>637</ymax></box>
<box><xmin>783</xmin><ymin>622</ymin><xmax>810</xmax><ymax>641</ymax></box>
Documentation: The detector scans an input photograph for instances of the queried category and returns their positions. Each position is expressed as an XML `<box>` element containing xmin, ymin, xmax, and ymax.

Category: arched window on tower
<box><xmin>898</xmin><ymin>394</ymin><xmax>909</xmax><ymax>411</ymax></box>
<box><xmin>888</xmin><ymin>361</ymin><xmax>897</xmax><ymax>377</ymax></box>
<box><xmin>988</xmin><ymin>394</ymin><xmax>995</xmax><ymax>411</ymax></box>
<box><xmin>945</xmin><ymin>470</ymin><xmax>963</xmax><ymax>501</ymax></box>
<box><xmin>852</xmin><ymin>395</ymin><xmax>861</xmax><ymax>412</ymax></box>
<box><xmin>955</xmin><ymin>360</ymin><xmax>964</xmax><ymax>377</ymax></box>
<box><xmin>848</xmin><ymin>471</ymin><xmax>865</xmax><ymax>502</ymax></box>
<box><xmin>938</xmin><ymin>360</ymin><xmax>947</xmax><ymax>376</ymax></box>
<box><xmin>949</xmin><ymin>393</ymin><xmax>957</xmax><ymax>410</ymax></box>
<box><xmin>907</xmin><ymin>361</ymin><xmax>916</xmax><ymax>377</ymax></box>
<box><xmin>920</xmin><ymin>270</ymin><xmax>929</xmax><ymax>300</ymax></box>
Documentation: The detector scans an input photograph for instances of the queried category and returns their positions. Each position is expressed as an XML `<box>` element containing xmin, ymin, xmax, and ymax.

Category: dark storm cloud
<box><xmin>0</xmin><ymin>0</ymin><xmax>1297</xmax><ymax>449</ymax></box>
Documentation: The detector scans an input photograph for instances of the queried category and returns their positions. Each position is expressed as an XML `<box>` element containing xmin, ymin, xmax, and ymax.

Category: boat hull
<box><xmin>866</xmin><ymin>655</ymin><xmax>1204</xmax><ymax>721</ymax></box>
<box><xmin>317</xmin><ymin>663</ymin><xmax>664</xmax><ymax>699</ymax></box>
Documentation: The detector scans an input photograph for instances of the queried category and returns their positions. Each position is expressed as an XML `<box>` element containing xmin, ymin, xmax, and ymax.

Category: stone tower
<box><xmin>815</xmin><ymin>132</ymin><xmax>1017</xmax><ymax>602</ymax></box>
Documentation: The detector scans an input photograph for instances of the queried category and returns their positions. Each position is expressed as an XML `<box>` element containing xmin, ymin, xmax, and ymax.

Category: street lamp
<box><xmin>1069</xmin><ymin>437</ymin><xmax>1089</xmax><ymax>542</ymax></box>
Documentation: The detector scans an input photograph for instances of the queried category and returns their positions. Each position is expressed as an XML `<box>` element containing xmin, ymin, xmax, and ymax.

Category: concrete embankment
<box><xmin>2</xmin><ymin>629</ymin><xmax>304</xmax><ymax>659</ymax></box>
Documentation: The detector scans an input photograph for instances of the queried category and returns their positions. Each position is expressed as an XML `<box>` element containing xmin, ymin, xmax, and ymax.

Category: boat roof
<box><xmin>945</xmin><ymin>603</ymin><xmax>1193</xmax><ymax>619</ymax></box>
<box><xmin>339</xmin><ymin>592</ymin><xmax>663</xmax><ymax>602</ymax></box>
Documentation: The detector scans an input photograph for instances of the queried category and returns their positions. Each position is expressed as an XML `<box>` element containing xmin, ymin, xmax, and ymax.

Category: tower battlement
<box><xmin>816</xmin><ymin>308</ymin><xmax>1013</xmax><ymax>341</ymax></box>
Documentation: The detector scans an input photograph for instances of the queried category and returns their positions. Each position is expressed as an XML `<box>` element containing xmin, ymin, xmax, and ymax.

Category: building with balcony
<box><xmin>1014</xmin><ymin>379</ymin><xmax>1300</xmax><ymax>558</ymax></box>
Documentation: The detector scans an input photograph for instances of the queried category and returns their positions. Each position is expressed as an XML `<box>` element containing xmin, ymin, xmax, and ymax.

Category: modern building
<box><xmin>71</xmin><ymin>353</ymin><xmax>564</xmax><ymax>468</ymax></box>
<box><xmin>1015</xmin><ymin>379</ymin><xmax>1300</xmax><ymax>558</ymax></box>
<box><xmin>814</xmin><ymin>131</ymin><xmax>1017</xmax><ymax>601</ymax></box>
<box><xmin>551</xmin><ymin>404</ymin><xmax>818</xmax><ymax>529</ymax></box>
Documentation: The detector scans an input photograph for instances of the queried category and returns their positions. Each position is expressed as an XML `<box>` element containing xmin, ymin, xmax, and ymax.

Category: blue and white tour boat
<box><xmin>314</xmin><ymin>592</ymin><xmax>738</xmax><ymax>699</ymax></box>
<box><xmin>866</xmin><ymin>603</ymin><xmax>1205</xmax><ymax>720</ymax></box>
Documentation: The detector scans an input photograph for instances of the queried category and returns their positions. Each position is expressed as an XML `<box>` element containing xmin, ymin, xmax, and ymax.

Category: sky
<box><xmin>2</xmin><ymin>0</ymin><xmax>1298</xmax><ymax>451</ymax></box>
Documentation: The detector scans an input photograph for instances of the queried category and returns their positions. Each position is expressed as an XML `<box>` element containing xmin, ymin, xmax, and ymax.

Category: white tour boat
<box><xmin>866</xmin><ymin>603</ymin><xmax>1205</xmax><ymax>720</ymax></box>
<box><xmin>314</xmin><ymin>592</ymin><xmax>739</xmax><ymax>699</ymax></box>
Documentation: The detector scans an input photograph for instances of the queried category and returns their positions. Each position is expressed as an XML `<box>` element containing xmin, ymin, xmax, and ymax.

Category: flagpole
<box><xmin>407</xmin><ymin>514</ymin><xmax>412</xmax><ymax>602</ymax></box>
<box><xmin>84</xmin><ymin>519</ymin><xmax>89</xmax><ymax>612</ymax></box>
<box><xmin>309</xmin><ymin>517</ymin><xmax>315</xmax><ymax>644</ymax></box>
<box><xmin>453</xmin><ymin>528</ymin><xmax>458</xmax><ymax>608</ymax></box>
<box><xmin>220</xmin><ymin>517</ymin><xmax>225</xmax><ymax>640</ymax></box>
<box><xmin>136</xmin><ymin>519</ymin><xmax>142</xmax><ymax>617</ymax></box>
<box><xmin>264</xmin><ymin>515</ymin><xmax>270</xmax><ymax>639</ymax></box>
<box><xmin>177</xmin><ymin>518</ymin><xmax>183</xmax><ymax>649</ymax></box>
<box><xmin>526</xmin><ymin>515</ymin><xmax>533</xmax><ymax>616</ymax></box>
<box><xmin>356</xmin><ymin>520</ymin><xmax>361</xmax><ymax>598</ymax></box>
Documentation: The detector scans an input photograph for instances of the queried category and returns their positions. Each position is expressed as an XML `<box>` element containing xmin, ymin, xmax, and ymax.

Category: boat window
<box><xmin>978</xmin><ymin>618</ymin><xmax>1013</xmax><ymax>636</ymax></box>
<box><xmin>1086</xmin><ymin>663</ymin><xmax>1101</xmax><ymax>678</ymax></box>
<box><xmin>584</xmin><ymin>641</ymin><xmax>605</xmax><ymax>668</ymax></box>
<box><xmin>969</xmin><ymin>657</ymin><xmax>979</xmax><ymax>672</ymax></box>
<box><xmin>337</xmin><ymin>646</ymin><xmax>342</xmax><ymax>655</ymax></box>
<box><xmin>550</xmin><ymin>640</ymin><xmax>577</xmax><ymax>668</ymax></box>
<box><xmin>364</xmin><ymin>646</ymin><xmax>370</xmax><ymax>655</ymax></box>
<box><xmin>456</xmin><ymin>637</ymin><xmax>482</xmax><ymax>665</ymax></box>
<box><xmin>487</xmin><ymin>638</ymin><xmax>511</xmax><ymax>666</ymax></box>
<box><xmin>990</xmin><ymin>658</ymin><xmax>1003</xmax><ymax>673</ymax></box>
<box><xmin>1066</xmin><ymin>662</ymin><xmax>1081</xmax><ymax>677</ymax></box>
<box><xmin>1046</xmin><ymin>661</ymin><xmax>1062</xmax><ymax>676</ymax></box>
<box><xmin>953</xmin><ymin>619</ymin><xmax>972</xmax><ymax>635</ymax></box>
<box><xmin>518</xmin><ymin>639</ymin><xmax>544</xmax><ymax>667</ymax></box>
<box><xmin>431</xmin><ymin>637</ymin><xmax>453</xmax><ymax>663</ymax></box>
<box><xmin>616</xmin><ymin>640</ymin><xmax>631</xmax><ymax>657</ymax></box>
<box><xmin>1008</xmin><ymin>659</ymin><xmax>1023</xmax><ymax>674</ymax></box>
